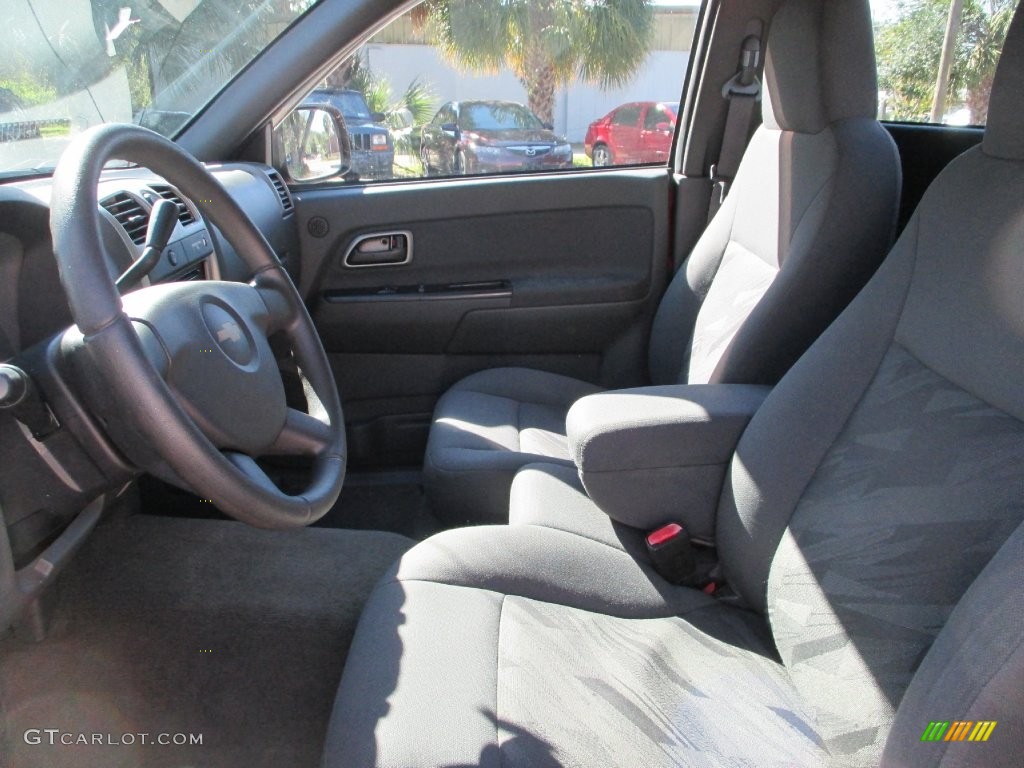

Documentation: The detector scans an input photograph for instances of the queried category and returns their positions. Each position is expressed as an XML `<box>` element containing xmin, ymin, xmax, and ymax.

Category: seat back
<box><xmin>716</xmin><ymin>6</ymin><xmax>1024</xmax><ymax>764</ymax></box>
<box><xmin>648</xmin><ymin>0</ymin><xmax>900</xmax><ymax>386</ymax></box>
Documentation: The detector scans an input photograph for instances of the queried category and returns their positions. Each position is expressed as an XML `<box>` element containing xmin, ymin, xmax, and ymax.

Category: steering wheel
<box><xmin>49</xmin><ymin>124</ymin><xmax>345</xmax><ymax>529</ymax></box>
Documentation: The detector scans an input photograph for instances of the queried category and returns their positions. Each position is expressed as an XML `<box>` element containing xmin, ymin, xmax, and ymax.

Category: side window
<box><xmin>873</xmin><ymin>0</ymin><xmax>1019</xmax><ymax>125</ymax></box>
<box><xmin>643</xmin><ymin>104</ymin><xmax>675</xmax><ymax>130</ymax></box>
<box><xmin>611</xmin><ymin>105</ymin><xmax>643</xmax><ymax>127</ymax></box>
<box><xmin>280</xmin><ymin>0</ymin><xmax>698</xmax><ymax>182</ymax></box>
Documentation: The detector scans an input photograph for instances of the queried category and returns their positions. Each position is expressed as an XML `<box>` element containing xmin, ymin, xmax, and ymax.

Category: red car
<box><xmin>584</xmin><ymin>101</ymin><xmax>679</xmax><ymax>166</ymax></box>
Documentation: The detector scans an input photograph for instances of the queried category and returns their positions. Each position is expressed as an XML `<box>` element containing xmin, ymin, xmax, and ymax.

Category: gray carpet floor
<box><xmin>0</xmin><ymin>514</ymin><xmax>413</xmax><ymax>768</ymax></box>
<box><xmin>313</xmin><ymin>471</ymin><xmax>443</xmax><ymax>540</ymax></box>
<box><xmin>140</xmin><ymin>470</ymin><xmax>444</xmax><ymax>541</ymax></box>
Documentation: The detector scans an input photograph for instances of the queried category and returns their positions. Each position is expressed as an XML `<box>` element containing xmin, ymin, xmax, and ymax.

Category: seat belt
<box><xmin>707</xmin><ymin>33</ymin><xmax>762</xmax><ymax>222</ymax></box>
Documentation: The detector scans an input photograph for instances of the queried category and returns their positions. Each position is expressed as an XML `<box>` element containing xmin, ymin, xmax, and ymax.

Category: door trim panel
<box><xmin>292</xmin><ymin>167</ymin><xmax>672</xmax><ymax>466</ymax></box>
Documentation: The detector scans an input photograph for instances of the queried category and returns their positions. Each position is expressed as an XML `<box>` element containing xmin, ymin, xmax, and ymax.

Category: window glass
<box><xmin>873</xmin><ymin>0</ymin><xmax>1019</xmax><ymax>125</ymax></box>
<box><xmin>326</xmin><ymin>91</ymin><xmax>373</xmax><ymax>120</ymax></box>
<box><xmin>460</xmin><ymin>103</ymin><xmax>543</xmax><ymax>131</ymax></box>
<box><xmin>612</xmin><ymin>105</ymin><xmax>644</xmax><ymax>126</ymax></box>
<box><xmin>284</xmin><ymin>0</ymin><xmax>699</xmax><ymax>183</ymax></box>
<box><xmin>644</xmin><ymin>103</ymin><xmax>678</xmax><ymax>129</ymax></box>
<box><xmin>0</xmin><ymin>0</ymin><xmax>325</xmax><ymax>177</ymax></box>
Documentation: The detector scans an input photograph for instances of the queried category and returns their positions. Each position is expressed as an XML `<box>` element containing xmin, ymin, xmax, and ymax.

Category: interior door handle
<box><xmin>344</xmin><ymin>231</ymin><xmax>413</xmax><ymax>267</ymax></box>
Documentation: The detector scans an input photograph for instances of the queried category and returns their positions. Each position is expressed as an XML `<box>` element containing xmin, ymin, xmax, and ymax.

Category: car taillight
<box><xmin>371</xmin><ymin>133</ymin><xmax>388</xmax><ymax>149</ymax></box>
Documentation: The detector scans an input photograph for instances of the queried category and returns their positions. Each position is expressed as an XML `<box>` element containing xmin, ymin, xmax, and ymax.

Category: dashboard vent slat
<box><xmin>267</xmin><ymin>170</ymin><xmax>294</xmax><ymax>214</ymax></box>
<box><xmin>100</xmin><ymin>192</ymin><xmax>148</xmax><ymax>245</ymax></box>
<box><xmin>150</xmin><ymin>184</ymin><xmax>196</xmax><ymax>226</ymax></box>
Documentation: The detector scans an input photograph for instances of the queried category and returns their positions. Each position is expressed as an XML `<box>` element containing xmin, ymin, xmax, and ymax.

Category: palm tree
<box><xmin>959</xmin><ymin>0</ymin><xmax>1016</xmax><ymax>123</ymax></box>
<box><xmin>876</xmin><ymin>0</ymin><xmax>1016</xmax><ymax>123</ymax></box>
<box><xmin>333</xmin><ymin>58</ymin><xmax>436</xmax><ymax>130</ymax></box>
<box><xmin>423</xmin><ymin>0</ymin><xmax>654</xmax><ymax>124</ymax></box>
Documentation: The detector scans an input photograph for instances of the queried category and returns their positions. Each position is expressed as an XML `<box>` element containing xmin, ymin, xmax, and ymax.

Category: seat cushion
<box><xmin>509</xmin><ymin>462</ymin><xmax>649</xmax><ymax>559</ymax></box>
<box><xmin>322</xmin><ymin>525</ymin><xmax>829</xmax><ymax>768</ymax></box>
<box><xmin>424</xmin><ymin>368</ymin><xmax>601</xmax><ymax>525</ymax></box>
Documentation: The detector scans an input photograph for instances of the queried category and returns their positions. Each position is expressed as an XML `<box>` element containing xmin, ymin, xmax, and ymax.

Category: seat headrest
<box><xmin>762</xmin><ymin>0</ymin><xmax>878</xmax><ymax>133</ymax></box>
<box><xmin>983</xmin><ymin>4</ymin><xmax>1024</xmax><ymax>160</ymax></box>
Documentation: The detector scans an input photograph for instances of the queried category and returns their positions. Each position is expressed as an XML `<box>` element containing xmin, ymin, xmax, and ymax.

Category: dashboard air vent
<box><xmin>267</xmin><ymin>170</ymin><xmax>294</xmax><ymax>214</ymax></box>
<box><xmin>150</xmin><ymin>184</ymin><xmax>196</xmax><ymax>226</ymax></box>
<box><xmin>100</xmin><ymin>192</ymin><xmax>148</xmax><ymax>245</ymax></box>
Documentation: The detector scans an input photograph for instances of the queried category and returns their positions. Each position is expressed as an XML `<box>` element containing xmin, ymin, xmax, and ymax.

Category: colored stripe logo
<box><xmin>921</xmin><ymin>721</ymin><xmax>997</xmax><ymax>742</ymax></box>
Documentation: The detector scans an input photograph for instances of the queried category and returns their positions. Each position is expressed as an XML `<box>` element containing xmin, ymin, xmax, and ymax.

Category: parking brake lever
<box><xmin>115</xmin><ymin>198</ymin><xmax>178</xmax><ymax>293</ymax></box>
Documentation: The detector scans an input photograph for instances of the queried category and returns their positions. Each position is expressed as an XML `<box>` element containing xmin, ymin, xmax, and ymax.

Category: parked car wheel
<box><xmin>592</xmin><ymin>143</ymin><xmax>613</xmax><ymax>167</ymax></box>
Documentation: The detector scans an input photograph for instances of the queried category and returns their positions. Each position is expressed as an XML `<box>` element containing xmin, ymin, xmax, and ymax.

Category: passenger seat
<box><xmin>424</xmin><ymin>0</ymin><xmax>901</xmax><ymax>525</ymax></box>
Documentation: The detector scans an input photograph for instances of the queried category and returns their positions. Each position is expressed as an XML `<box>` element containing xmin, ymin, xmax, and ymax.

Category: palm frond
<box><xmin>397</xmin><ymin>77</ymin><xmax>437</xmax><ymax>125</ymax></box>
<box><xmin>426</xmin><ymin>0</ymin><xmax>653</xmax><ymax>88</ymax></box>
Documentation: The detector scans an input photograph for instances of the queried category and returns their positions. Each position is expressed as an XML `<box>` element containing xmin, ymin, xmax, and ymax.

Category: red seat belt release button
<box><xmin>646</xmin><ymin>523</ymin><xmax>684</xmax><ymax>547</ymax></box>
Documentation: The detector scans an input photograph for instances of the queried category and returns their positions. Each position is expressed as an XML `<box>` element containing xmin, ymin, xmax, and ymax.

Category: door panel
<box><xmin>294</xmin><ymin>168</ymin><xmax>671</xmax><ymax>466</ymax></box>
<box><xmin>640</xmin><ymin>128</ymin><xmax>671</xmax><ymax>163</ymax></box>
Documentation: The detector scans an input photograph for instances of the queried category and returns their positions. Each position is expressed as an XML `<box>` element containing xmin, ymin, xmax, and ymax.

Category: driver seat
<box><xmin>322</xmin><ymin>6</ymin><xmax>1024</xmax><ymax>767</ymax></box>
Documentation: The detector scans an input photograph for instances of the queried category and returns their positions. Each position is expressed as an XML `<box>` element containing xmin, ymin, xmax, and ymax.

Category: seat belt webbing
<box><xmin>707</xmin><ymin>34</ymin><xmax>762</xmax><ymax>222</ymax></box>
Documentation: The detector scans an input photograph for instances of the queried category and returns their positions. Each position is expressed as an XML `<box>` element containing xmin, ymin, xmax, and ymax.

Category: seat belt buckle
<box><xmin>645</xmin><ymin>523</ymin><xmax>699</xmax><ymax>586</ymax></box>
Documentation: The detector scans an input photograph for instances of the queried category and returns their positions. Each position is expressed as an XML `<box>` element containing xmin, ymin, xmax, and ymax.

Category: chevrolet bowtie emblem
<box><xmin>216</xmin><ymin>321</ymin><xmax>242</xmax><ymax>344</ymax></box>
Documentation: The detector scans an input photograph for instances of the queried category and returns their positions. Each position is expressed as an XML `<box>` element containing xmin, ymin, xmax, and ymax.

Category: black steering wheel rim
<box><xmin>50</xmin><ymin>123</ymin><xmax>345</xmax><ymax>528</ymax></box>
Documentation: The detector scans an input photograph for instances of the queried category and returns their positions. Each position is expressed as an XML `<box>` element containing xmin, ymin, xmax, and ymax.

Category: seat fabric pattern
<box><xmin>768</xmin><ymin>343</ymin><xmax>1024</xmax><ymax>762</ymax></box>
<box><xmin>882</xmin><ymin>520</ymin><xmax>1024</xmax><ymax>768</ymax></box>
<box><xmin>683</xmin><ymin>237</ymin><xmax>779</xmax><ymax>383</ymax></box>
<box><xmin>322</xmin><ymin>526</ymin><xmax>830</xmax><ymax>768</ymax></box>
<box><xmin>497</xmin><ymin>597</ymin><xmax>826</xmax><ymax>768</ymax></box>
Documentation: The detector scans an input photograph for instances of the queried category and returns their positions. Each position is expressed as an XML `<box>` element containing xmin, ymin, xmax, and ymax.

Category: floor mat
<box><xmin>0</xmin><ymin>515</ymin><xmax>412</xmax><ymax>768</ymax></box>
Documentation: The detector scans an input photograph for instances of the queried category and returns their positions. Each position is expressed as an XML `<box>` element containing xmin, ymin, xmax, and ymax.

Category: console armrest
<box><xmin>566</xmin><ymin>384</ymin><xmax>771</xmax><ymax>541</ymax></box>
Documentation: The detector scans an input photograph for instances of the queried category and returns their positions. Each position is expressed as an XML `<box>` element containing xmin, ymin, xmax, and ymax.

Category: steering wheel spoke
<box><xmin>268</xmin><ymin>408</ymin><xmax>334</xmax><ymax>456</ymax></box>
<box><xmin>252</xmin><ymin>273</ymin><xmax>299</xmax><ymax>336</ymax></box>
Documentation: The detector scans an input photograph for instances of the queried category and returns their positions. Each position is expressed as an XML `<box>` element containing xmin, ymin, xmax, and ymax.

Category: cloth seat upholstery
<box><xmin>323</xmin><ymin>527</ymin><xmax>828</xmax><ymax>767</ymax></box>
<box><xmin>509</xmin><ymin>461</ymin><xmax>647</xmax><ymax>557</ymax></box>
<box><xmin>423</xmin><ymin>368</ymin><xmax>601</xmax><ymax>520</ymax></box>
<box><xmin>424</xmin><ymin>0</ymin><xmax>901</xmax><ymax>524</ymax></box>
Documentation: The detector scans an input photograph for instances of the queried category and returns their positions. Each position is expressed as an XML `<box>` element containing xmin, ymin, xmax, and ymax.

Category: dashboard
<box><xmin>0</xmin><ymin>162</ymin><xmax>299</xmax><ymax>572</ymax></box>
<box><xmin>0</xmin><ymin>163</ymin><xmax>298</xmax><ymax>359</ymax></box>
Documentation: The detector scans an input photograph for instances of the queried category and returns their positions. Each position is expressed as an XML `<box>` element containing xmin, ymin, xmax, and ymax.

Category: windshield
<box><xmin>327</xmin><ymin>91</ymin><xmax>371</xmax><ymax>120</ymax></box>
<box><xmin>0</xmin><ymin>0</ymin><xmax>322</xmax><ymax>177</ymax></box>
<box><xmin>461</xmin><ymin>103</ymin><xmax>543</xmax><ymax>132</ymax></box>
